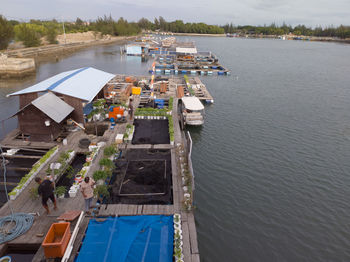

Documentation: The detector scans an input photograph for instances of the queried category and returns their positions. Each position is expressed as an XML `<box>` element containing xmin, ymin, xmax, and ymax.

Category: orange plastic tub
<box><xmin>42</xmin><ymin>222</ymin><xmax>71</xmax><ymax>258</ymax></box>
<box><xmin>132</xmin><ymin>87</ymin><xmax>141</xmax><ymax>95</ymax></box>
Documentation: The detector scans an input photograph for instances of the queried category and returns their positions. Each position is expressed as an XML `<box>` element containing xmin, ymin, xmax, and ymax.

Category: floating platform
<box><xmin>0</xmin><ymin>91</ymin><xmax>200</xmax><ymax>262</ymax></box>
<box><xmin>149</xmin><ymin>52</ymin><xmax>230</xmax><ymax>76</ymax></box>
<box><xmin>107</xmin><ymin>74</ymin><xmax>214</xmax><ymax>103</ymax></box>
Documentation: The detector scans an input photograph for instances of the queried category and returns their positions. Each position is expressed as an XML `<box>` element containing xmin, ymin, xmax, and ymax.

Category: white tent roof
<box><xmin>182</xmin><ymin>97</ymin><xmax>204</xmax><ymax>111</ymax></box>
<box><xmin>176</xmin><ymin>47</ymin><xmax>197</xmax><ymax>54</ymax></box>
<box><xmin>8</xmin><ymin>67</ymin><xmax>115</xmax><ymax>102</ymax></box>
<box><xmin>31</xmin><ymin>92</ymin><xmax>74</xmax><ymax>123</ymax></box>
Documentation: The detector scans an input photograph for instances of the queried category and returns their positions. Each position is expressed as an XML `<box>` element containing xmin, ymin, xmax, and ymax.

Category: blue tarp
<box><xmin>75</xmin><ymin>215</ymin><xmax>174</xmax><ymax>262</ymax></box>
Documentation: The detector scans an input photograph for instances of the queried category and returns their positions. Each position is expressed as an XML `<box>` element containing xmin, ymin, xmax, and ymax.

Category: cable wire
<box><xmin>0</xmin><ymin>145</ymin><xmax>34</xmax><ymax>244</ymax></box>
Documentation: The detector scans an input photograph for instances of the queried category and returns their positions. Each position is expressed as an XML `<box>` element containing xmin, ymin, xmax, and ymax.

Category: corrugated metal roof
<box><xmin>31</xmin><ymin>92</ymin><xmax>74</xmax><ymax>123</ymax></box>
<box><xmin>8</xmin><ymin>67</ymin><xmax>115</xmax><ymax>102</ymax></box>
<box><xmin>182</xmin><ymin>97</ymin><xmax>204</xmax><ymax>111</ymax></box>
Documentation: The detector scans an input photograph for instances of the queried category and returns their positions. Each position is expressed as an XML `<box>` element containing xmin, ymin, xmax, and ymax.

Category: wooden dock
<box><xmin>108</xmin><ymin>74</ymin><xmax>213</xmax><ymax>102</ymax></box>
<box><xmin>0</xmin><ymin>97</ymin><xmax>200</xmax><ymax>261</ymax></box>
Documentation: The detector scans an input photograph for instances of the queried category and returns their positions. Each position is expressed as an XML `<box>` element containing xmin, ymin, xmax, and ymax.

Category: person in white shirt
<box><xmin>80</xmin><ymin>177</ymin><xmax>95</xmax><ymax>214</ymax></box>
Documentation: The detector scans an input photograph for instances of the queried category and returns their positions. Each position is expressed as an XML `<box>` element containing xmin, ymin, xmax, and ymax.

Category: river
<box><xmin>1</xmin><ymin>37</ymin><xmax>350</xmax><ymax>261</ymax></box>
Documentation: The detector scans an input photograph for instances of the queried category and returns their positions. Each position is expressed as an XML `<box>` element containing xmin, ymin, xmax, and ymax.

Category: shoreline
<box><xmin>3</xmin><ymin>36</ymin><xmax>137</xmax><ymax>60</ymax></box>
<box><xmin>0</xmin><ymin>36</ymin><xmax>137</xmax><ymax>79</ymax></box>
<box><xmin>154</xmin><ymin>31</ymin><xmax>350</xmax><ymax>44</ymax></box>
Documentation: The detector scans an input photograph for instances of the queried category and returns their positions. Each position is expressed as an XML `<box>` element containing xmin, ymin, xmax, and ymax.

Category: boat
<box><xmin>180</xmin><ymin>97</ymin><xmax>205</xmax><ymax>126</ymax></box>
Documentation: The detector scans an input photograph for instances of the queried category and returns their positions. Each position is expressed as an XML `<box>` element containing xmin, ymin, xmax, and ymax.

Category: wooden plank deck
<box><xmin>0</xmin><ymin>96</ymin><xmax>200</xmax><ymax>261</ymax></box>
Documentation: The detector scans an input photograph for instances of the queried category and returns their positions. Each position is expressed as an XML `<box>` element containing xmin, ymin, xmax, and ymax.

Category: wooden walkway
<box><xmin>0</xmin><ymin>97</ymin><xmax>200</xmax><ymax>262</ymax></box>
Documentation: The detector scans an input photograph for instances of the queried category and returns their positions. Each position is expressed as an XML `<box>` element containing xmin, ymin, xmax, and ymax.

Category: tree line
<box><xmin>0</xmin><ymin>15</ymin><xmax>141</xmax><ymax>49</ymax></box>
<box><xmin>0</xmin><ymin>15</ymin><xmax>225</xmax><ymax>49</ymax></box>
<box><xmin>137</xmin><ymin>16</ymin><xmax>224</xmax><ymax>34</ymax></box>
<box><xmin>222</xmin><ymin>22</ymin><xmax>350</xmax><ymax>39</ymax></box>
<box><xmin>1</xmin><ymin>14</ymin><xmax>350</xmax><ymax>50</ymax></box>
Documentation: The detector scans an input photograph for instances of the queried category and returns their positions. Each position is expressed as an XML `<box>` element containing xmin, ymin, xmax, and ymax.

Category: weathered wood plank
<box><xmin>137</xmin><ymin>205</ymin><xmax>143</xmax><ymax>214</ymax></box>
<box><xmin>191</xmin><ymin>253</ymin><xmax>200</xmax><ymax>262</ymax></box>
<box><xmin>182</xmin><ymin>221</ymin><xmax>192</xmax><ymax>262</ymax></box>
<box><xmin>187</xmin><ymin>213</ymin><xmax>199</xmax><ymax>254</ymax></box>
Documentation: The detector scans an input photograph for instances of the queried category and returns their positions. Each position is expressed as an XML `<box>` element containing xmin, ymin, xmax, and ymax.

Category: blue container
<box><xmin>181</xmin><ymin>70</ymin><xmax>188</xmax><ymax>74</ymax></box>
<box><xmin>218</xmin><ymin>71</ymin><xmax>224</xmax><ymax>75</ymax></box>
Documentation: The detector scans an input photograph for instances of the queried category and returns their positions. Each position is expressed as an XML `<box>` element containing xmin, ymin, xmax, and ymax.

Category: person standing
<box><xmin>80</xmin><ymin>177</ymin><xmax>95</xmax><ymax>214</ymax></box>
<box><xmin>35</xmin><ymin>177</ymin><xmax>57</xmax><ymax>214</ymax></box>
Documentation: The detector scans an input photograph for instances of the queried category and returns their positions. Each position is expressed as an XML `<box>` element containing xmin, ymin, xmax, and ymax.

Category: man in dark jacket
<box><xmin>35</xmin><ymin>177</ymin><xmax>57</xmax><ymax>214</ymax></box>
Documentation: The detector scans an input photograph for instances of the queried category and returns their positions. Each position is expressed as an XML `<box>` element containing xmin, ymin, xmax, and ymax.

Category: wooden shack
<box><xmin>7</xmin><ymin>67</ymin><xmax>115</xmax><ymax>141</ymax></box>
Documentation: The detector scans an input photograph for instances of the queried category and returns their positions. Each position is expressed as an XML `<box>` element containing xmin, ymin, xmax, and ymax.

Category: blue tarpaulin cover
<box><xmin>75</xmin><ymin>215</ymin><xmax>174</xmax><ymax>262</ymax></box>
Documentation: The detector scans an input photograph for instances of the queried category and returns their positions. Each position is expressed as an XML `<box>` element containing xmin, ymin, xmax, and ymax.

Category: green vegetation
<box><xmin>14</xmin><ymin>23</ymin><xmax>42</xmax><ymax>47</ymax></box>
<box><xmin>99</xmin><ymin>158</ymin><xmax>115</xmax><ymax>170</ymax></box>
<box><xmin>29</xmin><ymin>186</ymin><xmax>39</xmax><ymax>200</ymax></box>
<box><xmin>93</xmin><ymin>15</ymin><xmax>140</xmax><ymax>36</ymax></box>
<box><xmin>93</xmin><ymin>98</ymin><xmax>106</xmax><ymax>108</ymax></box>
<box><xmin>9</xmin><ymin>146</ymin><xmax>58</xmax><ymax>196</ymax></box>
<box><xmin>2</xmin><ymin>12</ymin><xmax>350</xmax><ymax>51</ymax></box>
<box><xmin>94</xmin><ymin>184</ymin><xmax>110</xmax><ymax>198</ymax></box>
<box><xmin>135</xmin><ymin>107</ymin><xmax>169</xmax><ymax>116</ymax></box>
<box><xmin>168</xmin><ymin>97</ymin><xmax>174</xmax><ymax>111</ymax></box>
<box><xmin>0</xmin><ymin>15</ymin><xmax>14</xmax><ymax>49</ymax></box>
<box><xmin>168</xmin><ymin>115</ymin><xmax>174</xmax><ymax>142</ymax></box>
<box><xmin>93</xmin><ymin>170</ymin><xmax>110</xmax><ymax>181</ymax></box>
<box><xmin>46</xmin><ymin>24</ymin><xmax>58</xmax><ymax>44</ymax></box>
<box><xmin>138</xmin><ymin>16</ymin><xmax>224</xmax><ymax>34</ymax></box>
<box><xmin>55</xmin><ymin>186</ymin><xmax>67</xmax><ymax>196</ymax></box>
<box><xmin>222</xmin><ymin>22</ymin><xmax>350</xmax><ymax>39</ymax></box>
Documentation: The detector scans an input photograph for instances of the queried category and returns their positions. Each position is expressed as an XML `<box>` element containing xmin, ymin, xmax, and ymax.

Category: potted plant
<box><xmin>174</xmin><ymin>222</ymin><xmax>181</xmax><ymax>231</ymax></box>
<box><xmin>94</xmin><ymin>184</ymin><xmax>110</xmax><ymax>202</ymax></box>
<box><xmin>173</xmin><ymin>246</ymin><xmax>183</xmax><ymax>260</ymax></box>
<box><xmin>174</xmin><ymin>213</ymin><xmax>181</xmax><ymax>224</ymax></box>
<box><xmin>103</xmin><ymin>145</ymin><xmax>117</xmax><ymax>157</ymax></box>
<box><xmin>99</xmin><ymin>158</ymin><xmax>115</xmax><ymax>171</ymax></box>
<box><xmin>93</xmin><ymin>170</ymin><xmax>108</xmax><ymax>185</ymax></box>
<box><xmin>55</xmin><ymin>186</ymin><xmax>66</xmax><ymax>199</ymax></box>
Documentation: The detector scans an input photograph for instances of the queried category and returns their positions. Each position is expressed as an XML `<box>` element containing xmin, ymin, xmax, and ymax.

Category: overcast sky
<box><xmin>2</xmin><ymin>0</ymin><xmax>349</xmax><ymax>27</ymax></box>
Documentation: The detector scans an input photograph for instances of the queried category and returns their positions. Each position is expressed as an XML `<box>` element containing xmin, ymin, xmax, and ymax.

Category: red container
<box><xmin>42</xmin><ymin>222</ymin><xmax>71</xmax><ymax>258</ymax></box>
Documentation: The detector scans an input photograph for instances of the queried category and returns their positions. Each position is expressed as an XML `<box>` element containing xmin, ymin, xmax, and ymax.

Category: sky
<box><xmin>1</xmin><ymin>0</ymin><xmax>350</xmax><ymax>27</ymax></box>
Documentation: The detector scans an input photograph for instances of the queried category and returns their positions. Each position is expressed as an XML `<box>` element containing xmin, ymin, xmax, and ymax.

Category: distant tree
<box><xmin>8</xmin><ymin>20</ymin><xmax>19</xmax><ymax>26</ymax></box>
<box><xmin>154</xmin><ymin>18</ymin><xmax>159</xmax><ymax>30</ymax></box>
<box><xmin>76</xmin><ymin>17</ymin><xmax>84</xmax><ymax>26</ymax></box>
<box><xmin>159</xmin><ymin>16</ymin><xmax>167</xmax><ymax>31</ymax></box>
<box><xmin>14</xmin><ymin>23</ymin><xmax>41</xmax><ymax>47</ymax></box>
<box><xmin>46</xmin><ymin>24</ymin><xmax>57</xmax><ymax>44</ymax></box>
<box><xmin>0</xmin><ymin>15</ymin><xmax>14</xmax><ymax>49</ymax></box>
<box><xmin>138</xmin><ymin>18</ymin><xmax>152</xmax><ymax>30</ymax></box>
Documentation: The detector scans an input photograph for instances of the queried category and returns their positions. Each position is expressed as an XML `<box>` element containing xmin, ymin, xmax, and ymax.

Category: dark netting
<box><xmin>107</xmin><ymin>149</ymin><xmax>173</xmax><ymax>205</ymax></box>
<box><xmin>132</xmin><ymin>120</ymin><xmax>170</xmax><ymax>145</ymax></box>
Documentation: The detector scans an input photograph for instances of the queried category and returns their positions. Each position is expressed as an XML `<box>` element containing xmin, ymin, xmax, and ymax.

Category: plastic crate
<box><xmin>42</xmin><ymin>222</ymin><xmax>71</xmax><ymax>258</ymax></box>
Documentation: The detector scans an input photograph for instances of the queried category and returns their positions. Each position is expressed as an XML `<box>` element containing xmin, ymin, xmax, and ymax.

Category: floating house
<box><xmin>7</xmin><ymin>67</ymin><xmax>115</xmax><ymax>141</ymax></box>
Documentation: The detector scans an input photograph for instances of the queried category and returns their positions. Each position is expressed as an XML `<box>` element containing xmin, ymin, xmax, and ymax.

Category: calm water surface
<box><xmin>1</xmin><ymin>37</ymin><xmax>350</xmax><ymax>261</ymax></box>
